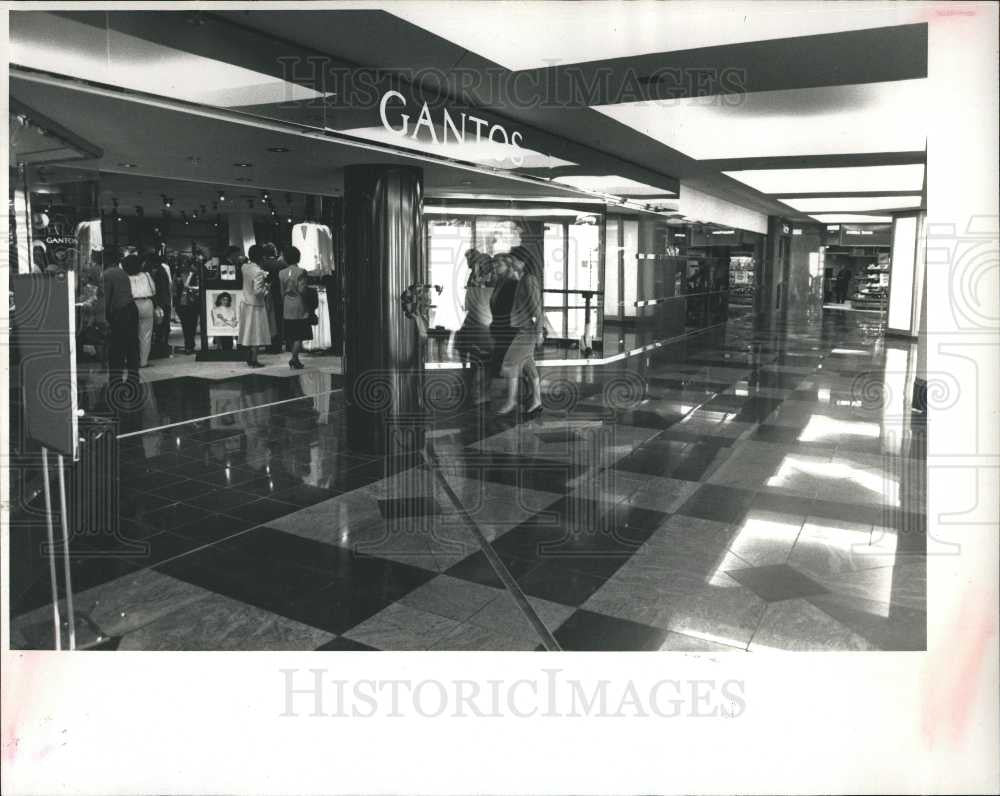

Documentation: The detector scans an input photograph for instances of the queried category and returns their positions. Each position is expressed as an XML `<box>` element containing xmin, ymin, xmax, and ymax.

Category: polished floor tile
<box><xmin>342</xmin><ymin>602</ymin><xmax>463</xmax><ymax>650</ymax></box>
<box><xmin>749</xmin><ymin>599</ymin><xmax>878</xmax><ymax>652</ymax></box>
<box><xmin>116</xmin><ymin>591</ymin><xmax>335</xmax><ymax>651</ymax></box>
<box><xmin>11</xmin><ymin>310</ymin><xmax>927</xmax><ymax>651</ymax></box>
<box><xmin>677</xmin><ymin>484</ymin><xmax>757</xmax><ymax>524</ymax></box>
<box><xmin>726</xmin><ymin>564</ymin><xmax>829</xmax><ymax>602</ymax></box>
<box><xmin>554</xmin><ymin>609</ymin><xmax>672</xmax><ymax>651</ymax></box>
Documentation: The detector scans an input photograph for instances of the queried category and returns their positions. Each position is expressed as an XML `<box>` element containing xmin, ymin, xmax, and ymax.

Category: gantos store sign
<box><xmin>378</xmin><ymin>90</ymin><xmax>525</xmax><ymax>167</ymax></box>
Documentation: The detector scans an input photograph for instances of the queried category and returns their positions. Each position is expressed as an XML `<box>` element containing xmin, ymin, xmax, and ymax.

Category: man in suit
<box><xmin>101</xmin><ymin>247</ymin><xmax>139</xmax><ymax>384</ymax></box>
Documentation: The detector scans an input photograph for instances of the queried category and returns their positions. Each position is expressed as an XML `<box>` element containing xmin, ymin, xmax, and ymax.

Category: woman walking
<box><xmin>239</xmin><ymin>244</ymin><xmax>272</xmax><ymax>367</ymax></box>
<box><xmin>124</xmin><ymin>254</ymin><xmax>156</xmax><ymax>367</ymax></box>
<box><xmin>278</xmin><ymin>245</ymin><xmax>312</xmax><ymax>369</ymax></box>
<box><xmin>454</xmin><ymin>249</ymin><xmax>496</xmax><ymax>405</ymax></box>
<box><xmin>496</xmin><ymin>247</ymin><xmax>544</xmax><ymax>417</ymax></box>
<box><xmin>488</xmin><ymin>252</ymin><xmax>519</xmax><ymax>381</ymax></box>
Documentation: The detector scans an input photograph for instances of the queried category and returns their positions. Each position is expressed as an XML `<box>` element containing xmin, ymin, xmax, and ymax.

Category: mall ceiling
<box><xmin>9</xmin><ymin>6</ymin><xmax>929</xmax><ymax>225</ymax></box>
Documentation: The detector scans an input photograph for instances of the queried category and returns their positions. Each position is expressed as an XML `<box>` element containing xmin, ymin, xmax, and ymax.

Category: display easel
<box><xmin>11</xmin><ymin>273</ymin><xmax>104</xmax><ymax>649</ymax></box>
<box><xmin>196</xmin><ymin>258</ymin><xmax>246</xmax><ymax>361</ymax></box>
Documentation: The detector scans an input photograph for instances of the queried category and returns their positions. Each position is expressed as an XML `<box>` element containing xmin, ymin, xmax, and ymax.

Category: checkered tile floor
<box><xmin>11</xmin><ymin>311</ymin><xmax>926</xmax><ymax>651</ymax></box>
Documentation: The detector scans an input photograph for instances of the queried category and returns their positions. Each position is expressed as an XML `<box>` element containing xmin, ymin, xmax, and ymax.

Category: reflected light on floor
<box><xmin>798</xmin><ymin>414</ymin><xmax>880</xmax><ymax>442</ymax></box>
<box><xmin>767</xmin><ymin>457</ymin><xmax>899</xmax><ymax>505</ymax></box>
<box><xmin>727</xmin><ymin>515</ymin><xmax>802</xmax><ymax>560</ymax></box>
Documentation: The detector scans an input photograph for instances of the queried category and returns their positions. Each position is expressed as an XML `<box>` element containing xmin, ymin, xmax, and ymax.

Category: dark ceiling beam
<box><xmin>527</xmin><ymin>23</ymin><xmax>928</xmax><ymax>104</ymax></box>
<box><xmin>703</xmin><ymin>151</ymin><xmax>926</xmax><ymax>172</ymax></box>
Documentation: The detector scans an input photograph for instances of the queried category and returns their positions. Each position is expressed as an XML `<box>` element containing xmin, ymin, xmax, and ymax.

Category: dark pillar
<box><xmin>343</xmin><ymin>164</ymin><xmax>424</xmax><ymax>456</ymax></box>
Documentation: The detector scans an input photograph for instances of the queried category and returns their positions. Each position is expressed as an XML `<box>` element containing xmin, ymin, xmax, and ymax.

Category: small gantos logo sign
<box><xmin>379</xmin><ymin>90</ymin><xmax>525</xmax><ymax>168</ymax></box>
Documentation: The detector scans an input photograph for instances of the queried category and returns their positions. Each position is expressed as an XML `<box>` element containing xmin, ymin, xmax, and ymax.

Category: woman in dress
<box><xmin>278</xmin><ymin>245</ymin><xmax>312</xmax><ymax>369</ymax></box>
<box><xmin>496</xmin><ymin>246</ymin><xmax>544</xmax><ymax>417</ymax></box>
<box><xmin>123</xmin><ymin>254</ymin><xmax>156</xmax><ymax>367</ymax></box>
<box><xmin>454</xmin><ymin>249</ymin><xmax>496</xmax><ymax>405</ymax></box>
<box><xmin>488</xmin><ymin>252</ymin><xmax>519</xmax><ymax>381</ymax></box>
<box><xmin>239</xmin><ymin>244</ymin><xmax>272</xmax><ymax>367</ymax></box>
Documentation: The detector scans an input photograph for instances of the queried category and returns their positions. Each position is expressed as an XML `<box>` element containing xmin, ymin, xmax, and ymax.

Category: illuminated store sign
<box><xmin>378</xmin><ymin>90</ymin><xmax>525</xmax><ymax>167</ymax></box>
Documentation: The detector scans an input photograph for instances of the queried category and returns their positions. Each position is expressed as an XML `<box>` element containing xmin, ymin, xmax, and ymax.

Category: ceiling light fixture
<box><xmin>234</xmin><ymin>162</ymin><xmax>253</xmax><ymax>168</ymax></box>
<box><xmin>724</xmin><ymin>164</ymin><xmax>925</xmax><ymax>194</ymax></box>
<box><xmin>782</xmin><ymin>195</ymin><xmax>922</xmax><ymax>212</ymax></box>
<box><xmin>218</xmin><ymin>190</ymin><xmax>226</xmax><ymax>202</ymax></box>
<box><xmin>118</xmin><ymin>162</ymin><xmax>137</xmax><ymax>168</ymax></box>
<box><xmin>267</xmin><ymin>146</ymin><xmax>290</xmax><ymax>153</ymax></box>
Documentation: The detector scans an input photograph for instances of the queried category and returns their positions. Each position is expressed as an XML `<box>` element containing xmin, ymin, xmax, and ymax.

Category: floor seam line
<box><xmin>421</xmin><ymin>446</ymin><xmax>563</xmax><ymax>652</ymax></box>
<box><xmin>116</xmin><ymin>387</ymin><xmax>344</xmax><ymax>438</ymax></box>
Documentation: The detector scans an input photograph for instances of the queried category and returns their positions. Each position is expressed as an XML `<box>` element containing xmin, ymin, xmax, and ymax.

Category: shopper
<box><xmin>454</xmin><ymin>249</ymin><xmax>496</xmax><ymax>405</ymax></box>
<box><xmin>124</xmin><ymin>254</ymin><xmax>156</xmax><ymax>367</ymax></box>
<box><xmin>262</xmin><ymin>242</ymin><xmax>284</xmax><ymax>353</ymax></box>
<box><xmin>146</xmin><ymin>252</ymin><xmax>173</xmax><ymax>359</ymax></box>
<box><xmin>278</xmin><ymin>245</ymin><xmax>313</xmax><ymax>369</ymax></box>
<box><xmin>496</xmin><ymin>247</ymin><xmax>544</xmax><ymax>418</ymax></box>
<box><xmin>102</xmin><ymin>248</ymin><xmax>139</xmax><ymax>383</ymax></box>
<box><xmin>489</xmin><ymin>252</ymin><xmax>519</xmax><ymax>379</ymax></box>
<box><xmin>239</xmin><ymin>244</ymin><xmax>272</xmax><ymax>367</ymax></box>
<box><xmin>175</xmin><ymin>262</ymin><xmax>200</xmax><ymax>354</ymax></box>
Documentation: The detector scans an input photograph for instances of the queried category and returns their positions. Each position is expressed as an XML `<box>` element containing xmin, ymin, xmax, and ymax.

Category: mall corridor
<box><xmin>12</xmin><ymin>308</ymin><xmax>926</xmax><ymax>651</ymax></box>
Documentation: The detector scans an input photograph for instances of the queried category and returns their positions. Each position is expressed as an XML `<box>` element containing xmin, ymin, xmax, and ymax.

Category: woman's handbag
<box><xmin>303</xmin><ymin>284</ymin><xmax>320</xmax><ymax>325</ymax></box>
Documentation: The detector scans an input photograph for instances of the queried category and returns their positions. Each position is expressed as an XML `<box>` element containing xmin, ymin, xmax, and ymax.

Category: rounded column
<box><xmin>342</xmin><ymin>164</ymin><xmax>424</xmax><ymax>455</ymax></box>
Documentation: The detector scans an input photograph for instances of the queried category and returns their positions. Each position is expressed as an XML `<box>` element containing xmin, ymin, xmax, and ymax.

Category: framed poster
<box><xmin>205</xmin><ymin>288</ymin><xmax>242</xmax><ymax>337</ymax></box>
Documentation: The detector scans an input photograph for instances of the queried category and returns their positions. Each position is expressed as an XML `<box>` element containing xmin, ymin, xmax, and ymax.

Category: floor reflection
<box><xmin>11</xmin><ymin>308</ymin><xmax>927</xmax><ymax>651</ymax></box>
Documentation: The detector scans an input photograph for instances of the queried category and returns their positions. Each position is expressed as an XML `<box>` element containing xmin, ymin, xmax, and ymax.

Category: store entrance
<box><xmin>12</xmin><ymin>167</ymin><xmax>347</xmax><ymax>435</ymax></box>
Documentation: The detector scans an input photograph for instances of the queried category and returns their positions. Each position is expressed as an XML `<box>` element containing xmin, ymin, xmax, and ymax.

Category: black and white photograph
<box><xmin>205</xmin><ymin>288</ymin><xmax>241</xmax><ymax>337</ymax></box>
<box><xmin>2</xmin><ymin>2</ymin><xmax>998</xmax><ymax>794</ymax></box>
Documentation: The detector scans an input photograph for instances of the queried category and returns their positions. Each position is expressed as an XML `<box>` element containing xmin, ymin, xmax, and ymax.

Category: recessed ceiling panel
<box><xmin>725</xmin><ymin>164</ymin><xmax>925</xmax><ymax>194</ymax></box>
<box><xmin>594</xmin><ymin>80</ymin><xmax>928</xmax><ymax>160</ymax></box>
<box><xmin>810</xmin><ymin>214</ymin><xmax>894</xmax><ymax>224</ymax></box>
<box><xmin>10</xmin><ymin>12</ymin><xmax>321</xmax><ymax>107</ymax></box>
<box><xmin>552</xmin><ymin>175</ymin><xmax>676</xmax><ymax>196</ymax></box>
<box><xmin>784</xmin><ymin>195</ymin><xmax>922</xmax><ymax>212</ymax></box>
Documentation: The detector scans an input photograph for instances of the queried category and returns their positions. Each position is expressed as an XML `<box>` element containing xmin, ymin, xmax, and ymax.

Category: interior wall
<box><xmin>787</xmin><ymin>227</ymin><xmax>822</xmax><ymax>314</ymax></box>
